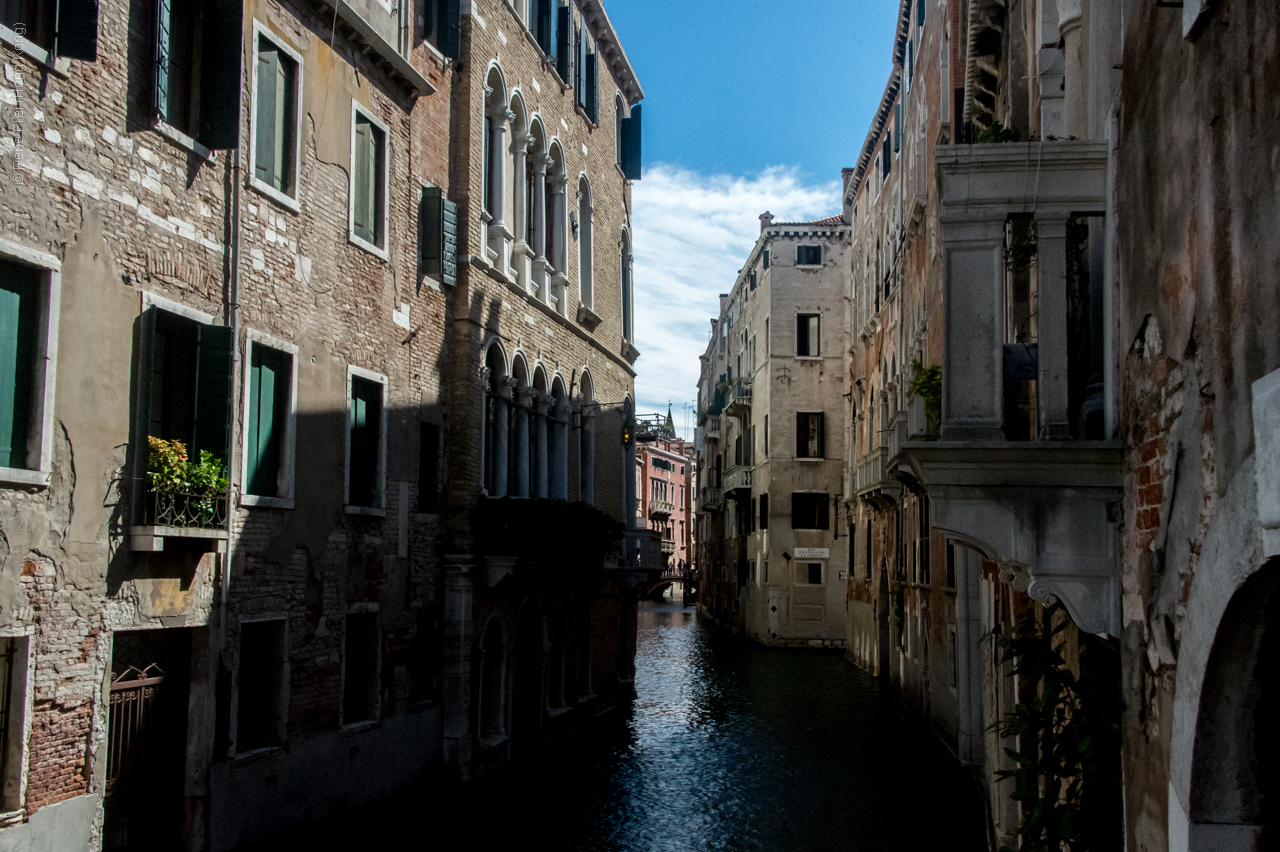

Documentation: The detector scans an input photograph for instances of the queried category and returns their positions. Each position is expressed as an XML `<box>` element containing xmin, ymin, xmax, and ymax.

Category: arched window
<box><xmin>615</xmin><ymin>94</ymin><xmax>625</xmax><ymax>168</ymax></box>
<box><xmin>511</xmin><ymin>355</ymin><xmax>532</xmax><ymax>498</ymax></box>
<box><xmin>550</xmin><ymin>376</ymin><xmax>569</xmax><ymax>500</ymax></box>
<box><xmin>577</xmin><ymin>176</ymin><xmax>594</xmax><ymax>312</ymax></box>
<box><xmin>620</xmin><ymin>229</ymin><xmax>633</xmax><ymax>343</ymax></box>
<box><xmin>579</xmin><ymin>370</ymin><xmax>595</xmax><ymax>504</ymax></box>
<box><xmin>479</xmin><ymin>618</ymin><xmax>506</xmax><ymax>739</ymax></box>
<box><xmin>483</xmin><ymin>344</ymin><xmax>509</xmax><ymax>496</ymax></box>
<box><xmin>546</xmin><ymin>142</ymin><xmax>568</xmax><ymax>315</ymax></box>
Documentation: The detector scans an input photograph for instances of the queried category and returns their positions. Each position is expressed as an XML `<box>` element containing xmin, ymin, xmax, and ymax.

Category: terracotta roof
<box><xmin>771</xmin><ymin>213</ymin><xmax>846</xmax><ymax>227</ymax></box>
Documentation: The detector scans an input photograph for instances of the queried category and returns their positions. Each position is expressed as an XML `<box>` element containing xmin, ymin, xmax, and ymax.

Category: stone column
<box><xmin>533</xmin><ymin>155</ymin><xmax>549</xmax><ymax>261</ymax></box>
<box><xmin>955</xmin><ymin>545</ymin><xmax>984</xmax><ymax>766</ymax></box>
<box><xmin>487</xmin><ymin>108</ymin><xmax>512</xmax><ymax>236</ymax></box>
<box><xmin>1036</xmin><ymin>214</ymin><xmax>1072</xmax><ymax>439</ymax></box>
<box><xmin>534</xmin><ymin>392</ymin><xmax>549</xmax><ymax>498</ymax></box>
<box><xmin>1057</xmin><ymin>0</ymin><xmax>1085</xmax><ymax>140</ymax></box>
<box><xmin>580</xmin><ymin>412</ymin><xmax>595</xmax><ymax>505</ymax></box>
<box><xmin>514</xmin><ymin>386</ymin><xmax>531</xmax><ymax>498</ymax></box>
<box><xmin>493</xmin><ymin>380</ymin><xmax>510</xmax><ymax>497</ymax></box>
<box><xmin>511</xmin><ymin>134</ymin><xmax>531</xmax><ymax>289</ymax></box>
<box><xmin>442</xmin><ymin>555</ymin><xmax>476</xmax><ymax>774</ymax></box>
<box><xmin>551</xmin><ymin>398</ymin><xmax>568</xmax><ymax>500</ymax></box>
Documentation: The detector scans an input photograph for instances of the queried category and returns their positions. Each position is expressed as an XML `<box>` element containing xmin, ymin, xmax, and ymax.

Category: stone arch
<box><xmin>614</xmin><ymin>92</ymin><xmax>626</xmax><ymax>168</ymax></box>
<box><xmin>620</xmin><ymin>227</ymin><xmax>633</xmax><ymax>343</ymax></box>
<box><xmin>577</xmin><ymin>174</ymin><xmax>594</xmax><ymax>311</ymax></box>
<box><xmin>478</xmin><ymin>615</ymin><xmax>506</xmax><ymax>741</ymax></box>
<box><xmin>545</xmin><ymin>139</ymin><xmax>568</xmax><ymax>313</ymax></box>
<box><xmin>579</xmin><ymin>368</ymin><xmax>596</xmax><ymax>504</ymax></box>
<box><xmin>483</xmin><ymin>341</ymin><xmax>510</xmax><ymax>496</ymax></box>
<box><xmin>549</xmin><ymin>375</ymin><xmax>569</xmax><ymax>499</ymax></box>
<box><xmin>483</xmin><ymin>64</ymin><xmax>509</xmax><ymax>224</ymax></box>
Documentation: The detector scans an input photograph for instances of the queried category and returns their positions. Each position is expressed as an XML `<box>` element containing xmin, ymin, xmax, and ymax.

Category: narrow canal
<box><xmin>272</xmin><ymin>599</ymin><xmax>989</xmax><ymax>850</ymax></box>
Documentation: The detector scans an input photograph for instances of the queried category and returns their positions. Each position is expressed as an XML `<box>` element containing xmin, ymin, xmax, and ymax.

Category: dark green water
<box><xmin>260</xmin><ymin>601</ymin><xmax>988</xmax><ymax>850</ymax></box>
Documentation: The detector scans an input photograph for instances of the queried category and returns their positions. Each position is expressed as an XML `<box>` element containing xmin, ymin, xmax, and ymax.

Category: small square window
<box><xmin>251</xmin><ymin>27</ymin><xmax>302</xmax><ymax>207</ymax></box>
<box><xmin>350</xmin><ymin>104</ymin><xmax>389</xmax><ymax>256</ymax></box>
<box><xmin>796</xmin><ymin>245</ymin><xmax>822</xmax><ymax>266</ymax></box>
<box><xmin>807</xmin><ymin>562</ymin><xmax>823</xmax><ymax>585</ymax></box>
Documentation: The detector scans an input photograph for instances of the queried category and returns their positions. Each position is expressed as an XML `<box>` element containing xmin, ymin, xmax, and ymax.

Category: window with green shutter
<box><xmin>352</xmin><ymin>110</ymin><xmax>386</xmax><ymax>249</ymax></box>
<box><xmin>245</xmin><ymin>343</ymin><xmax>291</xmax><ymax>497</ymax></box>
<box><xmin>153</xmin><ymin>0</ymin><xmax>242</xmax><ymax>149</ymax></box>
<box><xmin>348</xmin><ymin>375</ymin><xmax>383</xmax><ymax>508</ymax></box>
<box><xmin>0</xmin><ymin>261</ymin><xmax>39</xmax><ymax>470</ymax></box>
<box><xmin>420</xmin><ymin>186</ymin><xmax>458</xmax><ymax>287</ymax></box>
<box><xmin>253</xmin><ymin>34</ymin><xmax>298</xmax><ymax>197</ymax></box>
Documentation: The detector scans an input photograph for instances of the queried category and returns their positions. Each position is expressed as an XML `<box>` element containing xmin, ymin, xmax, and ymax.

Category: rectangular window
<box><xmin>795</xmin><ymin>412</ymin><xmax>825</xmax><ymax>458</ymax></box>
<box><xmin>762</xmin><ymin>249</ymin><xmax>770</xmax><ymax>270</ymax></box>
<box><xmin>759</xmin><ymin>492</ymin><xmax>768</xmax><ymax>530</ymax></box>
<box><xmin>346</xmin><ymin>369</ymin><xmax>386</xmax><ymax>510</ymax></box>
<box><xmin>0</xmin><ymin>251</ymin><xmax>59</xmax><ymax>481</ymax></box>
<box><xmin>342</xmin><ymin>611</ymin><xmax>379</xmax><ymax>725</ymax></box>
<box><xmin>763</xmin><ymin>414</ymin><xmax>769</xmax><ymax>456</ymax></box>
<box><xmin>796</xmin><ymin>314</ymin><xmax>820</xmax><ymax>357</ymax></box>
<box><xmin>350</xmin><ymin>104</ymin><xmax>388</xmax><ymax>255</ymax></box>
<box><xmin>251</xmin><ymin>27</ymin><xmax>301</xmax><ymax>206</ymax></box>
<box><xmin>410</xmin><ymin>606</ymin><xmax>443</xmax><ymax>703</ymax></box>
<box><xmin>797</xmin><ymin>562</ymin><xmax>823</xmax><ymax>585</ymax></box>
<box><xmin>421</xmin><ymin>0</ymin><xmax>460</xmax><ymax>58</ymax></box>
<box><xmin>796</xmin><ymin>245</ymin><xmax>822</xmax><ymax>266</ymax></box>
<box><xmin>791</xmin><ymin>492</ymin><xmax>829</xmax><ymax>530</ymax></box>
<box><xmin>0</xmin><ymin>636</ymin><xmax>29</xmax><ymax>811</ymax></box>
<box><xmin>418</xmin><ymin>422</ymin><xmax>440</xmax><ymax>513</ymax></box>
<box><xmin>153</xmin><ymin>0</ymin><xmax>241</xmax><ymax>149</ymax></box>
<box><xmin>236</xmin><ymin>618</ymin><xmax>287</xmax><ymax>751</ymax></box>
<box><xmin>946</xmin><ymin>542</ymin><xmax>957</xmax><ymax>589</ymax></box>
<box><xmin>243</xmin><ymin>340</ymin><xmax>294</xmax><ymax>502</ymax></box>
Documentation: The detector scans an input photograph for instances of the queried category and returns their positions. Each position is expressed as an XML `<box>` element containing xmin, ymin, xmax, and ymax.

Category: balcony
<box><xmin>704</xmin><ymin>416</ymin><xmax>721</xmax><ymax>441</ymax></box>
<box><xmin>722</xmin><ymin>466</ymin><xmax>752</xmax><ymax>495</ymax></box>
<box><xmin>724</xmin><ymin>379</ymin><xmax>752</xmax><ymax>417</ymax></box>
<box><xmin>699</xmin><ymin>487</ymin><xmax>722</xmax><ymax>512</ymax></box>
<box><xmin>661</xmin><ymin>538</ymin><xmax>676</xmax><ymax>555</ymax></box>
<box><xmin>649</xmin><ymin>499</ymin><xmax>675</xmax><ymax>518</ymax></box>
<box><xmin>130</xmin><ymin>490</ymin><xmax>230</xmax><ymax>552</ymax></box>
<box><xmin>910</xmin><ymin>141</ymin><xmax>1122</xmax><ymax>637</ymax></box>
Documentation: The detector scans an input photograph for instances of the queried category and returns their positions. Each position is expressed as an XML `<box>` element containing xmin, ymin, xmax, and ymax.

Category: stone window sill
<box><xmin>248</xmin><ymin>176</ymin><xmax>301</xmax><ymax>214</ymax></box>
<box><xmin>155</xmin><ymin>120</ymin><xmax>214</xmax><ymax>161</ymax></box>
<box><xmin>0</xmin><ymin>25</ymin><xmax>69</xmax><ymax>77</ymax></box>
<box><xmin>241</xmin><ymin>494</ymin><xmax>295</xmax><ymax>510</ymax></box>
<box><xmin>345</xmin><ymin>505</ymin><xmax>387</xmax><ymax>518</ymax></box>
<box><xmin>0</xmin><ymin>467</ymin><xmax>49</xmax><ymax>488</ymax></box>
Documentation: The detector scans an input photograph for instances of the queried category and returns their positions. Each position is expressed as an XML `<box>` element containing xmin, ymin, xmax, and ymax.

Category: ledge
<box><xmin>344</xmin><ymin>505</ymin><xmax>387</xmax><ymax>518</ymax></box>
<box><xmin>129</xmin><ymin>525</ymin><xmax>228</xmax><ymax>553</ymax></box>
<box><xmin>313</xmin><ymin>0</ymin><xmax>435</xmax><ymax>98</ymax></box>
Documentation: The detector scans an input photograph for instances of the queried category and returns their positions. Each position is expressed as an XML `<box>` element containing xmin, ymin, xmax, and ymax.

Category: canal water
<box><xmin>270</xmin><ymin>600</ymin><xmax>988</xmax><ymax>850</ymax></box>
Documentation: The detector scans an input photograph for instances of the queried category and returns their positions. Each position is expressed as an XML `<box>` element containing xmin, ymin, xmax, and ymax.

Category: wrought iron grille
<box><xmin>106</xmin><ymin>664</ymin><xmax>165</xmax><ymax>796</ymax></box>
<box><xmin>147</xmin><ymin>489</ymin><xmax>228</xmax><ymax>530</ymax></box>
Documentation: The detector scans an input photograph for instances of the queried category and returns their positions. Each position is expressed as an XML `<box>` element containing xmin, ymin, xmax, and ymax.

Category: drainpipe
<box><xmin>221</xmin><ymin>149</ymin><xmax>243</xmax><ymax>644</ymax></box>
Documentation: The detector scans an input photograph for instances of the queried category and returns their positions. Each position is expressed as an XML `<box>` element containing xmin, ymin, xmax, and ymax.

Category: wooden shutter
<box><xmin>192</xmin><ymin>324</ymin><xmax>233</xmax><ymax>466</ymax></box>
<box><xmin>918</xmin><ymin>0</ymin><xmax>925</xmax><ymax>25</ymax></box>
<box><xmin>621</xmin><ymin>103</ymin><xmax>642</xmax><ymax>180</ymax></box>
<box><xmin>421</xmin><ymin>187</ymin><xmax>458</xmax><ymax>286</ymax></box>
<box><xmin>349</xmin><ymin>377</ymin><xmax>382</xmax><ymax>507</ymax></box>
<box><xmin>353</xmin><ymin>119</ymin><xmax>376</xmax><ymax>242</ymax></box>
<box><xmin>247</xmin><ymin>345</ymin><xmax>288</xmax><ymax>497</ymax></box>
<box><xmin>254</xmin><ymin>45</ymin><xmax>278</xmax><ymax>187</ymax></box>
<box><xmin>536</xmin><ymin>0</ymin><xmax>552</xmax><ymax>54</ymax></box>
<box><xmin>153</xmin><ymin>0</ymin><xmax>172</xmax><ymax>119</ymax></box>
<box><xmin>556</xmin><ymin>5</ymin><xmax>570</xmax><ymax>80</ymax></box>
<box><xmin>762</xmin><ymin>249</ymin><xmax>769</xmax><ymax>270</ymax></box>
<box><xmin>574</xmin><ymin>23</ymin><xmax>583</xmax><ymax>105</ymax></box>
<box><xmin>794</xmin><ymin>413</ymin><xmax>805</xmax><ymax>458</ymax></box>
<box><xmin>56</xmin><ymin>0</ymin><xmax>100</xmax><ymax>60</ymax></box>
<box><xmin>585</xmin><ymin>50</ymin><xmax>598</xmax><ymax>124</ymax></box>
<box><xmin>198</xmin><ymin>0</ymin><xmax>244</xmax><ymax>150</ymax></box>
<box><xmin>817</xmin><ymin>413</ymin><xmax>825</xmax><ymax>458</ymax></box>
<box><xmin>440</xmin><ymin>0</ymin><xmax>461</xmax><ymax>59</ymax></box>
<box><xmin>0</xmin><ymin>266</ymin><xmax>37</xmax><ymax>469</ymax></box>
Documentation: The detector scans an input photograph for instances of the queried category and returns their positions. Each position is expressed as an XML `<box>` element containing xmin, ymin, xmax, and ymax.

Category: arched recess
<box><xmin>545</xmin><ymin>140</ymin><xmax>568</xmax><ymax>315</ymax></box>
<box><xmin>508</xmin><ymin>92</ymin><xmax>530</xmax><ymax>283</ymax></box>
<box><xmin>510</xmin><ymin>353</ymin><xmax>532</xmax><ymax>498</ymax></box>
<box><xmin>532</xmin><ymin>365</ymin><xmax>549</xmax><ymax>498</ymax></box>
<box><xmin>620</xmin><ymin>228</ymin><xmax>634</xmax><ymax>343</ymax></box>
<box><xmin>614</xmin><ymin>93</ymin><xmax>625</xmax><ymax>168</ymax></box>
<box><xmin>511</xmin><ymin>596</ymin><xmax>546</xmax><ymax>756</ymax></box>
<box><xmin>577</xmin><ymin>175</ymin><xmax>594</xmax><ymax>312</ymax></box>
<box><xmin>478</xmin><ymin>616</ymin><xmax>506</xmax><ymax>741</ymax></box>
<box><xmin>482</xmin><ymin>342</ymin><xmax>510</xmax><ymax>497</ymax></box>
<box><xmin>483</xmin><ymin>65</ymin><xmax>510</xmax><ymax>249</ymax></box>
<box><xmin>1180</xmin><ymin>559</ymin><xmax>1280</xmax><ymax>849</ymax></box>
<box><xmin>579</xmin><ymin>369</ymin><xmax>596</xmax><ymax>504</ymax></box>
<box><xmin>549</xmin><ymin>375</ymin><xmax>569</xmax><ymax>500</ymax></box>
<box><xmin>525</xmin><ymin>117</ymin><xmax>549</xmax><ymax>301</ymax></box>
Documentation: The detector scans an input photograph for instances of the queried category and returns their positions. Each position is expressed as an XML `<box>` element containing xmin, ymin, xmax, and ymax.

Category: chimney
<box><xmin>841</xmin><ymin>168</ymin><xmax>855</xmax><ymax>224</ymax></box>
<box><xmin>759</xmin><ymin>211</ymin><xmax>774</xmax><ymax>232</ymax></box>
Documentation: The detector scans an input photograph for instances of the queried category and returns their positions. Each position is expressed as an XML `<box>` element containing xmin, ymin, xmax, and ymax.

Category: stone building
<box><xmin>437</xmin><ymin>0</ymin><xmax>646</xmax><ymax>781</ymax></box>
<box><xmin>694</xmin><ymin>214</ymin><xmax>851</xmax><ymax>647</ymax></box>
<box><xmin>0</xmin><ymin>0</ymin><xmax>646</xmax><ymax>848</ymax></box>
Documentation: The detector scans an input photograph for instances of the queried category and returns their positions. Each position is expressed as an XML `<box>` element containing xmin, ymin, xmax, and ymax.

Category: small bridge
<box><xmin>643</xmin><ymin>567</ymin><xmax>695</xmax><ymax>602</ymax></box>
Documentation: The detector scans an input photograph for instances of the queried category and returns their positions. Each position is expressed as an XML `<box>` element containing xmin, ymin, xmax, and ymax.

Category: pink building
<box><xmin>635</xmin><ymin>412</ymin><xmax>694</xmax><ymax>573</ymax></box>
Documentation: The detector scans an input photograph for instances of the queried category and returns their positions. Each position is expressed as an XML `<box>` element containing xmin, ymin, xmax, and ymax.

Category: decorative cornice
<box><xmin>579</xmin><ymin>0</ymin><xmax>644</xmax><ymax>105</ymax></box>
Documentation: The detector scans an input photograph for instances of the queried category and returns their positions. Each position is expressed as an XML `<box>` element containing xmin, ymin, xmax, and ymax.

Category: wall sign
<box><xmin>793</xmin><ymin>548</ymin><xmax>830</xmax><ymax>559</ymax></box>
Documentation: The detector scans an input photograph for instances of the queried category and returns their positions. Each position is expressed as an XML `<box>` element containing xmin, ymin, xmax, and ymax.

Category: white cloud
<box><xmin>630</xmin><ymin>163</ymin><xmax>840</xmax><ymax>439</ymax></box>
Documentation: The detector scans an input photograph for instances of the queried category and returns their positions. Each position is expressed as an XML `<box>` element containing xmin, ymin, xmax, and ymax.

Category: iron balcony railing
<box><xmin>148</xmin><ymin>489</ymin><xmax>229</xmax><ymax>530</ymax></box>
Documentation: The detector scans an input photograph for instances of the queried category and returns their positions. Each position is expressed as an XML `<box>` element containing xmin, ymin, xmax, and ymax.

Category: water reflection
<box><xmin>264</xmin><ymin>600</ymin><xmax>988</xmax><ymax>851</ymax></box>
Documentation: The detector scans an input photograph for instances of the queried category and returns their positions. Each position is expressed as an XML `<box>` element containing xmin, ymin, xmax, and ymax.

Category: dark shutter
<box><xmin>796</xmin><ymin>315</ymin><xmax>809</xmax><ymax>357</ymax></box>
<box><xmin>817</xmin><ymin>494</ymin><xmax>829</xmax><ymax>530</ymax></box>
<box><xmin>556</xmin><ymin>5</ymin><xmax>570</xmax><ymax>80</ymax></box>
<box><xmin>198</xmin><ymin>0</ymin><xmax>243</xmax><ymax>150</ymax></box>
<box><xmin>536</xmin><ymin>0</ymin><xmax>552</xmax><ymax>55</ymax></box>
<box><xmin>574</xmin><ymin>23</ymin><xmax>583</xmax><ymax>105</ymax></box>
<box><xmin>246</xmin><ymin>344</ymin><xmax>289</xmax><ymax>497</ymax></box>
<box><xmin>621</xmin><ymin>103</ymin><xmax>642</xmax><ymax>180</ymax></box>
<box><xmin>759</xmin><ymin>493</ymin><xmax>768</xmax><ymax>530</ymax></box>
<box><xmin>918</xmin><ymin>0</ymin><xmax>925</xmax><ymax>25</ymax></box>
<box><xmin>585</xmin><ymin>50</ymin><xmax>598</xmax><ymax>124</ymax></box>
<box><xmin>794</xmin><ymin>413</ymin><xmax>804</xmax><ymax>458</ymax></box>
<box><xmin>816</xmin><ymin>413</ymin><xmax>825</xmax><ymax>457</ymax></box>
<box><xmin>0</xmin><ymin>263</ymin><xmax>38</xmax><ymax>469</ymax></box>
<box><xmin>762</xmin><ymin>249</ymin><xmax>769</xmax><ymax>270</ymax></box>
<box><xmin>790</xmin><ymin>494</ymin><xmax>803</xmax><ymax>530</ymax></box>
<box><xmin>254</xmin><ymin>45</ymin><xmax>278</xmax><ymax>186</ymax></box>
<box><xmin>440</xmin><ymin>0</ymin><xmax>461</xmax><ymax>59</ymax></box>
<box><xmin>421</xmin><ymin>186</ymin><xmax>458</xmax><ymax>286</ymax></box>
<box><xmin>894</xmin><ymin>103</ymin><xmax>902</xmax><ymax>152</ymax></box>
<box><xmin>192</xmin><ymin>323</ymin><xmax>233</xmax><ymax>466</ymax></box>
<box><xmin>56</xmin><ymin>0</ymin><xmax>99</xmax><ymax>60</ymax></box>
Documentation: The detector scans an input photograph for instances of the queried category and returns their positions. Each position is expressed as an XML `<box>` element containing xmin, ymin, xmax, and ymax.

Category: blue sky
<box><xmin>607</xmin><ymin>0</ymin><xmax>903</xmax><ymax>437</ymax></box>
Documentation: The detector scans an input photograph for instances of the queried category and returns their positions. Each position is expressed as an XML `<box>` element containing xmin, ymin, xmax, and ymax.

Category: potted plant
<box><xmin>147</xmin><ymin>437</ymin><xmax>230</xmax><ymax>528</ymax></box>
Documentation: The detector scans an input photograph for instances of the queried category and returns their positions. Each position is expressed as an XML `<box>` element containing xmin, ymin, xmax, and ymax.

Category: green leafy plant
<box><xmin>147</xmin><ymin>436</ymin><xmax>229</xmax><ymax>525</ymax></box>
<box><xmin>908</xmin><ymin>358</ymin><xmax>942</xmax><ymax>437</ymax></box>
<box><xmin>989</xmin><ymin>602</ymin><xmax>1106</xmax><ymax>852</ymax></box>
<box><xmin>976</xmin><ymin>121</ymin><xmax>1021</xmax><ymax>143</ymax></box>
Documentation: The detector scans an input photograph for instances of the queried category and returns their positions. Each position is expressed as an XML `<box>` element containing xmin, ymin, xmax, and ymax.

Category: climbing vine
<box><xmin>990</xmin><ymin>602</ymin><xmax>1109</xmax><ymax>852</ymax></box>
<box><xmin>908</xmin><ymin>358</ymin><xmax>942</xmax><ymax>437</ymax></box>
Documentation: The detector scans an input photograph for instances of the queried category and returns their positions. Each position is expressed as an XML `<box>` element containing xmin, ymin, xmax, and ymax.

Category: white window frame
<box><xmin>239</xmin><ymin>330</ymin><xmax>299</xmax><ymax>510</ymax></box>
<box><xmin>796</xmin><ymin>245</ymin><xmax>823</xmax><ymax>268</ymax></box>
<box><xmin>0</xmin><ymin>629</ymin><xmax>34</xmax><ymax>815</ymax></box>
<box><xmin>233</xmin><ymin>613</ymin><xmax>290</xmax><ymax>755</ymax></box>
<box><xmin>796</xmin><ymin>312</ymin><xmax>821</xmax><ymax>360</ymax></box>
<box><xmin>344</xmin><ymin>365</ymin><xmax>388</xmax><ymax>515</ymax></box>
<box><xmin>348</xmin><ymin>101</ymin><xmax>391</xmax><ymax>260</ymax></box>
<box><xmin>794</xmin><ymin>559</ymin><xmax>826</xmax><ymax>586</ymax></box>
<box><xmin>0</xmin><ymin>238</ymin><xmax>61</xmax><ymax>488</ymax></box>
<box><xmin>248</xmin><ymin>20</ymin><xmax>304</xmax><ymax>213</ymax></box>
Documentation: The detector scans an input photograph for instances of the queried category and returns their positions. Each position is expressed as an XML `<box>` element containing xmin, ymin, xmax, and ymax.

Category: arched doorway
<box><xmin>1188</xmin><ymin>559</ymin><xmax>1280</xmax><ymax>849</ymax></box>
<box><xmin>511</xmin><ymin>598</ymin><xmax>545</xmax><ymax>757</ymax></box>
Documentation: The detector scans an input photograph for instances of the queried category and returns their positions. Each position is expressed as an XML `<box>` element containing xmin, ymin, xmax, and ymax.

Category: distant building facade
<box><xmin>636</xmin><ymin>412</ymin><xmax>694</xmax><ymax>576</ymax></box>
<box><xmin>695</xmin><ymin>214</ymin><xmax>851</xmax><ymax>646</ymax></box>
